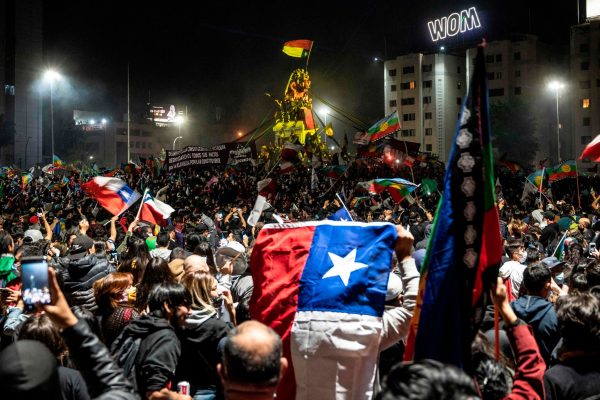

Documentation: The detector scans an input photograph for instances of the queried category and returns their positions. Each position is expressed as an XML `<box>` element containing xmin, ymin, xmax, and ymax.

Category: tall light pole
<box><xmin>174</xmin><ymin>116</ymin><xmax>184</xmax><ymax>149</ymax></box>
<box><xmin>548</xmin><ymin>81</ymin><xmax>565</xmax><ymax>162</ymax></box>
<box><xmin>44</xmin><ymin>70</ymin><xmax>61</xmax><ymax>159</ymax></box>
<box><xmin>173</xmin><ymin>136</ymin><xmax>183</xmax><ymax>150</ymax></box>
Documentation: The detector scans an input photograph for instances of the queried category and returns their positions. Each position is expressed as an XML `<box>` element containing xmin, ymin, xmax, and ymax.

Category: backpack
<box><xmin>114</xmin><ymin>335</ymin><xmax>142</xmax><ymax>392</ymax></box>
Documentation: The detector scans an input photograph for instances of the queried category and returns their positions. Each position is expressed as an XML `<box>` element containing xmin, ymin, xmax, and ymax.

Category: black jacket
<box><xmin>175</xmin><ymin>310</ymin><xmax>231</xmax><ymax>392</ymax></box>
<box><xmin>59</xmin><ymin>254</ymin><xmax>112</xmax><ymax>311</ymax></box>
<box><xmin>544</xmin><ymin>354</ymin><xmax>600</xmax><ymax>400</ymax></box>
<box><xmin>61</xmin><ymin>320</ymin><xmax>138</xmax><ymax>399</ymax></box>
<box><xmin>112</xmin><ymin>313</ymin><xmax>180</xmax><ymax>397</ymax></box>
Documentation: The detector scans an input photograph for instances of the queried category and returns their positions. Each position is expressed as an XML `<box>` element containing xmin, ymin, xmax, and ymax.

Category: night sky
<box><xmin>42</xmin><ymin>0</ymin><xmax>579</xmax><ymax>142</ymax></box>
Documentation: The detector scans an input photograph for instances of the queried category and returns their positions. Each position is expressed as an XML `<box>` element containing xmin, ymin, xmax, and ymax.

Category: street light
<box><xmin>548</xmin><ymin>80</ymin><xmax>565</xmax><ymax>161</ymax></box>
<box><xmin>43</xmin><ymin>69</ymin><xmax>61</xmax><ymax>159</ymax></box>
<box><xmin>173</xmin><ymin>136</ymin><xmax>183</xmax><ymax>150</ymax></box>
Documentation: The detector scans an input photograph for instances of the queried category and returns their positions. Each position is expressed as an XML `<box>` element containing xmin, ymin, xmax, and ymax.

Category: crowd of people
<box><xmin>0</xmin><ymin>156</ymin><xmax>599</xmax><ymax>399</ymax></box>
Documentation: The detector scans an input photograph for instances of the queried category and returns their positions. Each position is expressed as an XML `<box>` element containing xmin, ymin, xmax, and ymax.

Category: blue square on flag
<box><xmin>327</xmin><ymin>207</ymin><xmax>352</xmax><ymax>221</ymax></box>
<box><xmin>297</xmin><ymin>223</ymin><xmax>397</xmax><ymax>317</ymax></box>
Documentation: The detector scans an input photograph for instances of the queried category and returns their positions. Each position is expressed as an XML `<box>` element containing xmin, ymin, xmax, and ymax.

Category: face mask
<box><xmin>519</xmin><ymin>251</ymin><xmax>528</xmax><ymax>264</ymax></box>
<box><xmin>554</xmin><ymin>272</ymin><xmax>565</xmax><ymax>286</ymax></box>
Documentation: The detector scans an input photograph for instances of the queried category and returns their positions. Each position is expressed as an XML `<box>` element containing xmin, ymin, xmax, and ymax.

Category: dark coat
<box><xmin>59</xmin><ymin>254</ymin><xmax>112</xmax><ymax>311</ymax></box>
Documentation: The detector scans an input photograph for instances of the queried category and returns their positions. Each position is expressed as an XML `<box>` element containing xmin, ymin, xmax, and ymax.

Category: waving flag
<box><xmin>548</xmin><ymin>160</ymin><xmax>577</xmax><ymax>182</ymax></box>
<box><xmin>327</xmin><ymin>207</ymin><xmax>352</xmax><ymax>221</ymax></box>
<box><xmin>580</xmin><ymin>134</ymin><xmax>600</xmax><ymax>161</ymax></box>
<box><xmin>367</xmin><ymin>111</ymin><xmax>400</xmax><ymax>142</ymax></box>
<box><xmin>319</xmin><ymin>165</ymin><xmax>348</xmax><ymax>179</ymax></box>
<box><xmin>21</xmin><ymin>173</ymin><xmax>32</xmax><ymax>191</ymax></box>
<box><xmin>403</xmin><ymin>45</ymin><xmax>502</xmax><ymax>370</ymax></box>
<box><xmin>282</xmin><ymin>39</ymin><xmax>313</xmax><ymax>58</ymax></box>
<box><xmin>368</xmin><ymin>178</ymin><xmax>418</xmax><ymax>203</ymax></box>
<box><xmin>139</xmin><ymin>192</ymin><xmax>175</xmax><ymax>226</ymax></box>
<box><xmin>81</xmin><ymin>177</ymin><xmax>141</xmax><ymax>215</ymax></box>
<box><xmin>526</xmin><ymin>169</ymin><xmax>548</xmax><ymax>192</ymax></box>
<box><xmin>250</xmin><ymin>221</ymin><xmax>397</xmax><ymax>399</ymax></box>
<box><xmin>52</xmin><ymin>154</ymin><xmax>64</xmax><ymax>168</ymax></box>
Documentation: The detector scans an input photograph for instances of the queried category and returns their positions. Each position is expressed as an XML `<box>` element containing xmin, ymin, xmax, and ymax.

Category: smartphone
<box><xmin>590</xmin><ymin>242</ymin><xmax>597</xmax><ymax>255</ymax></box>
<box><xmin>21</xmin><ymin>256</ymin><xmax>51</xmax><ymax>311</ymax></box>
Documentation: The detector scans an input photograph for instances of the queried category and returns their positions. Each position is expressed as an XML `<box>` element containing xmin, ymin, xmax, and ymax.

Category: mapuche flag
<box><xmin>367</xmin><ymin>111</ymin><xmax>400</xmax><ymax>142</ymax></box>
<box><xmin>403</xmin><ymin>45</ymin><xmax>503</xmax><ymax>369</ymax></box>
<box><xmin>282</xmin><ymin>39</ymin><xmax>313</xmax><ymax>58</ymax></box>
<box><xmin>368</xmin><ymin>178</ymin><xmax>418</xmax><ymax>204</ymax></box>
<box><xmin>548</xmin><ymin>160</ymin><xmax>577</xmax><ymax>183</ymax></box>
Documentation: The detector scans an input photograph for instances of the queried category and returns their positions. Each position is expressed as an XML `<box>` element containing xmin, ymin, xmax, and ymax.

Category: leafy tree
<box><xmin>490</xmin><ymin>99</ymin><xmax>538</xmax><ymax>166</ymax></box>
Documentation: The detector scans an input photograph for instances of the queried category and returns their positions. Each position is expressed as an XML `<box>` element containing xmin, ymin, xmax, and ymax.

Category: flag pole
<box><xmin>335</xmin><ymin>192</ymin><xmax>353</xmax><ymax>221</ymax></box>
<box><xmin>136</xmin><ymin>188</ymin><xmax>149</xmax><ymax>220</ymax></box>
<box><xmin>305</xmin><ymin>41</ymin><xmax>313</xmax><ymax>70</ymax></box>
<box><xmin>539</xmin><ymin>167</ymin><xmax>545</xmax><ymax>206</ymax></box>
<box><xmin>552</xmin><ymin>230</ymin><xmax>568</xmax><ymax>258</ymax></box>
<box><xmin>575</xmin><ymin>160</ymin><xmax>581</xmax><ymax>209</ymax></box>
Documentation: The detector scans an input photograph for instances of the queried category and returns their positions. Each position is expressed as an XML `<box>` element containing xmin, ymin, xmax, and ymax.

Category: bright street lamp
<box><xmin>548</xmin><ymin>80</ymin><xmax>565</xmax><ymax>161</ymax></box>
<box><xmin>44</xmin><ymin>69</ymin><xmax>61</xmax><ymax>159</ymax></box>
<box><xmin>101</xmin><ymin>118</ymin><xmax>107</xmax><ymax>124</ymax></box>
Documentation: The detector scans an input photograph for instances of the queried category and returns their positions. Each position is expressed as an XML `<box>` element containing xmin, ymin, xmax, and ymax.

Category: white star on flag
<box><xmin>322</xmin><ymin>248</ymin><xmax>368</xmax><ymax>286</ymax></box>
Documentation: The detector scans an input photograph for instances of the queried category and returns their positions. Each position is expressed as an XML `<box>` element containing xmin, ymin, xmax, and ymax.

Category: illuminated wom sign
<box><xmin>428</xmin><ymin>7</ymin><xmax>481</xmax><ymax>42</ymax></box>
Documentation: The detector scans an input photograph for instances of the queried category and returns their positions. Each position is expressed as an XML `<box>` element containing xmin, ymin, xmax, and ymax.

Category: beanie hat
<box><xmin>0</xmin><ymin>340</ymin><xmax>61</xmax><ymax>397</ymax></box>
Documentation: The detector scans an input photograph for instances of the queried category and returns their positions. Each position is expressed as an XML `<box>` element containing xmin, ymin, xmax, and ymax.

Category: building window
<box><xmin>148</xmin><ymin>142</ymin><xmax>152</xmax><ymax>149</ymax></box>
<box><xmin>402</xmin><ymin>65</ymin><xmax>415</xmax><ymax>74</ymax></box>
<box><xmin>581</xmin><ymin>61</ymin><xmax>590</xmax><ymax>70</ymax></box>
<box><xmin>422</xmin><ymin>64</ymin><xmax>432</xmax><ymax>72</ymax></box>
<box><xmin>486</xmin><ymin>55</ymin><xmax>494</xmax><ymax>63</ymax></box>
<box><xmin>515</xmin><ymin>70</ymin><xmax>521</xmax><ymax>78</ymax></box>
<box><xmin>423</xmin><ymin>96</ymin><xmax>432</xmax><ymax>104</ymax></box>
<box><xmin>409</xmin><ymin>81</ymin><xmax>415</xmax><ymax>89</ymax></box>
<box><xmin>425</xmin><ymin>128</ymin><xmax>433</xmax><ymax>136</ymax></box>
<box><xmin>401</xmin><ymin>129</ymin><xmax>416</xmax><ymax>137</ymax></box>
<box><xmin>583</xmin><ymin>98</ymin><xmax>591</xmax><ymax>108</ymax></box>
<box><xmin>457</xmin><ymin>66</ymin><xmax>461</xmax><ymax>74</ymax></box>
<box><xmin>4</xmin><ymin>85</ymin><xmax>15</xmax><ymax>96</ymax></box>
<box><xmin>487</xmin><ymin>72</ymin><xmax>495</xmax><ymax>80</ymax></box>
<box><xmin>457</xmin><ymin>81</ymin><xmax>462</xmax><ymax>90</ymax></box>
<box><xmin>423</xmin><ymin>80</ymin><xmax>432</xmax><ymax>88</ymax></box>
<box><xmin>401</xmin><ymin>98</ymin><xmax>415</xmax><ymax>105</ymax></box>
<box><xmin>515</xmin><ymin>87</ymin><xmax>522</xmax><ymax>95</ymax></box>
<box><xmin>514</xmin><ymin>52</ymin><xmax>521</xmax><ymax>61</ymax></box>
<box><xmin>401</xmin><ymin>81</ymin><xmax>415</xmax><ymax>90</ymax></box>
<box><xmin>489</xmin><ymin>88</ymin><xmax>505</xmax><ymax>97</ymax></box>
<box><xmin>425</xmin><ymin>112</ymin><xmax>433</xmax><ymax>119</ymax></box>
<box><xmin>496</xmin><ymin>72</ymin><xmax>502</xmax><ymax>79</ymax></box>
<box><xmin>389</xmin><ymin>100</ymin><xmax>397</xmax><ymax>107</ymax></box>
<box><xmin>391</xmin><ymin>84</ymin><xmax>397</xmax><ymax>92</ymax></box>
<box><xmin>403</xmin><ymin>113</ymin><xmax>416</xmax><ymax>121</ymax></box>
<box><xmin>426</xmin><ymin>144</ymin><xmax>433</xmax><ymax>152</ymax></box>
<box><xmin>456</xmin><ymin>97</ymin><xmax>462</xmax><ymax>105</ymax></box>
<box><xmin>388</xmin><ymin>69</ymin><xmax>397</xmax><ymax>77</ymax></box>
<box><xmin>580</xmin><ymin>43</ymin><xmax>589</xmax><ymax>53</ymax></box>
<box><xmin>495</xmin><ymin>54</ymin><xmax>502</xmax><ymax>62</ymax></box>
<box><xmin>141</xmin><ymin>142</ymin><xmax>146</xmax><ymax>149</ymax></box>
<box><xmin>583</xmin><ymin>117</ymin><xmax>591</xmax><ymax>126</ymax></box>
<box><xmin>582</xmin><ymin>136</ymin><xmax>592</xmax><ymax>145</ymax></box>
<box><xmin>580</xmin><ymin>80</ymin><xmax>591</xmax><ymax>89</ymax></box>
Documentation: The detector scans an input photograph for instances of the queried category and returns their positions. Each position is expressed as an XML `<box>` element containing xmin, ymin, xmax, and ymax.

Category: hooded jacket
<box><xmin>175</xmin><ymin>308</ymin><xmax>231</xmax><ymax>393</ymax></box>
<box><xmin>512</xmin><ymin>295</ymin><xmax>559</xmax><ymax>365</ymax></box>
<box><xmin>59</xmin><ymin>254</ymin><xmax>112</xmax><ymax>311</ymax></box>
<box><xmin>111</xmin><ymin>313</ymin><xmax>180</xmax><ymax>397</ymax></box>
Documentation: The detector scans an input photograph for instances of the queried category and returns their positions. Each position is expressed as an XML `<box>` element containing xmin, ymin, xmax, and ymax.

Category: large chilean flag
<box><xmin>81</xmin><ymin>177</ymin><xmax>141</xmax><ymax>215</ymax></box>
<box><xmin>250</xmin><ymin>221</ymin><xmax>397</xmax><ymax>399</ymax></box>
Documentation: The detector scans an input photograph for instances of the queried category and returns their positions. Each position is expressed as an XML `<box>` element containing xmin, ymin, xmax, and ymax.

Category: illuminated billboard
<box><xmin>147</xmin><ymin>104</ymin><xmax>185</xmax><ymax>127</ymax></box>
<box><xmin>427</xmin><ymin>7</ymin><xmax>481</xmax><ymax>42</ymax></box>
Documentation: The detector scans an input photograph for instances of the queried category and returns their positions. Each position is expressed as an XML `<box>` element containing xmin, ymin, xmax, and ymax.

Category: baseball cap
<box><xmin>215</xmin><ymin>244</ymin><xmax>248</xmax><ymax>275</ymax></box>
<box><xmin>69</xmin><ymin>235</ymin><xmax>94</xmax><ymax>260</ymax></box>
<box><xmin>541</xmin><ymin>256</ymin><xmax>566</xmax><ymax>271</ymax></box>
<box><xmin>23</xmin><ymin>229</ymin><xmax>43</xmax><ymax>243</ymax></box>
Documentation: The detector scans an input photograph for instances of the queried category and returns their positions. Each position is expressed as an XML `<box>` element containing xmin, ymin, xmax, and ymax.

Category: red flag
<box><xmin>580</xmin><ymin>135</ymin><xmax>600</xmax><ymax>162</ymax></box>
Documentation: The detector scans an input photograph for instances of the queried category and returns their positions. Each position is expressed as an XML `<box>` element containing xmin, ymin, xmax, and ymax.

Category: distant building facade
<box><xmin>0</xmin><ymin>0</ymin><xmax>43</xmax><ymax>168</ymax></box>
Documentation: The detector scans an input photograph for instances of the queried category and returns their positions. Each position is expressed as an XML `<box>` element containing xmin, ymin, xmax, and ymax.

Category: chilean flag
<box><xmin>81</xmin><ymin>177</ymin><xmax>141</xmax><ymax>215</ymax></box>
<box><xmin>139</xmin><ymin>192</ymin><xmax>175</xmax><ymax>226</ymax></box>
<box><xmin>580</xmin><ymin>134</ymin><xmax>600</xmax><ymax>162</ymax></box>
<box><xmin>250</xmin><ymin>221</ymin><xmax>397</xmax><ymax>399</ymax></box>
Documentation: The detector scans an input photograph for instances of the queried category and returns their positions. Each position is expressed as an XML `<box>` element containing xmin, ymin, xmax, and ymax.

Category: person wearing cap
<box><xmin>541</xmin><ymin>256</ymin><xmax>569</xmax><ymax>296</ymax></box>
<box><xmin>58</xmin><ymin>235</ymin><xmax>112</xmax><ymax>312</ymax></box>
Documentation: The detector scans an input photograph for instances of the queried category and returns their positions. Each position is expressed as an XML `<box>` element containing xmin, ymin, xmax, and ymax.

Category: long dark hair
<box><xmin>118</xmin><ymin>236</ymin><xmax>150</xmax><ymax>283</ymax></box>
<box><xmin>136</xmin><ymin>257</ymin><xmax>175</xmax><ymax>311</ymax></box>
